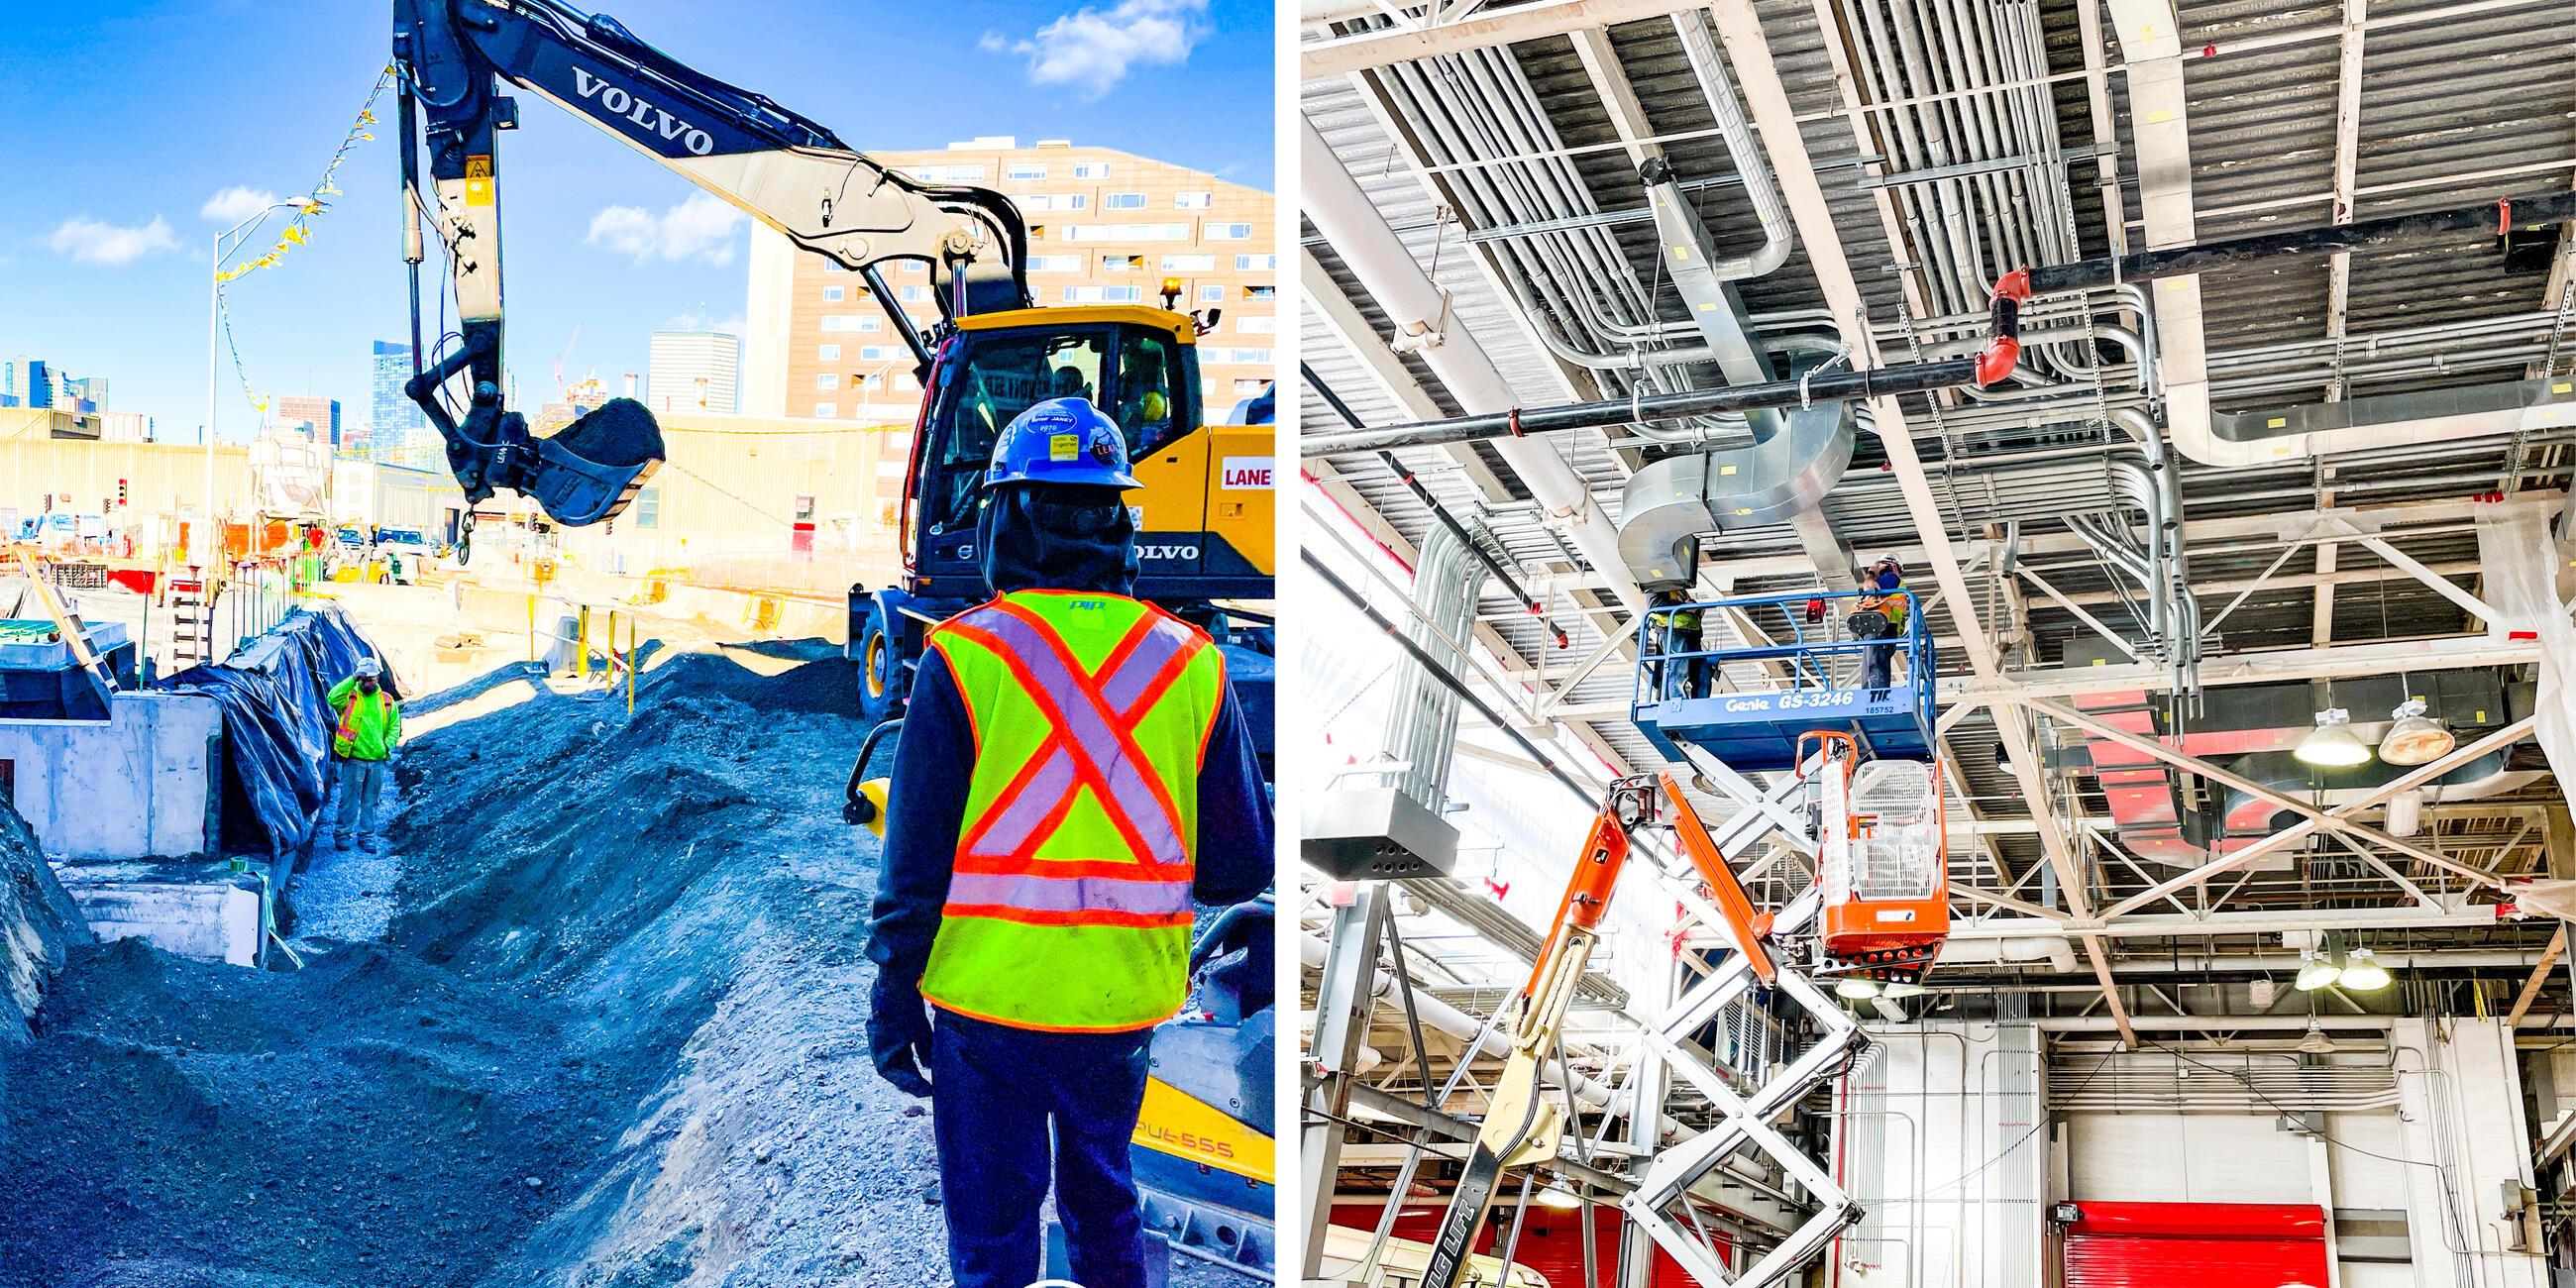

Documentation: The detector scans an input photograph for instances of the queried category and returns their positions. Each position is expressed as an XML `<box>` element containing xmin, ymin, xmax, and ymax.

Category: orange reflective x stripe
<box><xmin>938</xmin><ymin>601</ymin><xmax>1201</xmax><ymax>875</ymax></box>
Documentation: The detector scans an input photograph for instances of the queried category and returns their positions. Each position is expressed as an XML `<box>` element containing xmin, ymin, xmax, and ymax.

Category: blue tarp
<box><xmin>164</xmin><ymin>603</ymin><xmax>398</xmax><ymax>858</ymax></box>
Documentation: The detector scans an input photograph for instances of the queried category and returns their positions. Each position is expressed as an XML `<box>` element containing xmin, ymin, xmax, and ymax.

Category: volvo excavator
<box><xmin>387</xmin><ymin>0</ymin><xmax>1276</xmax><ymax>730</ymax></box>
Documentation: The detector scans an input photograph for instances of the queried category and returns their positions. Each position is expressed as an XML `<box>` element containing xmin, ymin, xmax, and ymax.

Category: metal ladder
<box><xmin>166</xmin><ymin>579</ymin><xmax>217</xmax><ymax>668</ymax></box>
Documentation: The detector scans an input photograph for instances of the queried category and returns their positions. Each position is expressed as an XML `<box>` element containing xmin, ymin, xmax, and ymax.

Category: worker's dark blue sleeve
<box><xmin>1192</xmin><ymin>684</ymin><xmax>1273</xmax><ymax>907</ymax></box>
<box><xmin>865</xmin><ymin>648</ymin><xmax>972</xmax><ymax>989</ymax></box>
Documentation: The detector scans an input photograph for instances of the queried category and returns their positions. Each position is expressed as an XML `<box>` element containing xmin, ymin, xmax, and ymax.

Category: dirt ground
<box><xmin>0</xmin><ymin>585</ymin><xmax>1253</xmax><ymax>1288</ymax></box>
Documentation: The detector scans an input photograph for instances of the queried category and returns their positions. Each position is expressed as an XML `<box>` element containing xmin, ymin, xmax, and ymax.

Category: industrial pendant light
<box><xmin>1835</xmin><ymin>977</ymin><xmax>1882</xmax><ymax>1001</ymax></box>
<box><xmin>2295</xmin><ymin>707</ymin><xmax>2372</xmax><ymax>768</ymax></box>
<box><xmin>2297</xmin><ymin>1020</ymin><xmax>2338</xmax><ymax>1054</ymax></box>
<box><xmin>2379</xmin><ymin>698</ymin><xmax>2455</xmax><ymax>766</ymax></box>
<box><xmin>1881</xmin><ymin>980</ymin><xmax>1927</xmax><ymax>1000</ymax></box>
<box><xmin>2338</xmin><ymin>946</ymin><xmax>2392</xmax><ymax>991</ymax></box>
<box><xmin>2295</xmin><ymin>947</ymin><xmax>2341</xmax><ymax>991</ymax></box>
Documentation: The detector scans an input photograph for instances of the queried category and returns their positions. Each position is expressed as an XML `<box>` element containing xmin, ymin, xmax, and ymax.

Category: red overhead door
<box><xmin>2063</xmin><ymin>1203</ymin><xmax>2330</xmax><ymax>1288</ymax></box>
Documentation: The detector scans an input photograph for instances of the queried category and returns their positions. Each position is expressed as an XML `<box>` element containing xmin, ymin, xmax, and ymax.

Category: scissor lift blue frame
<box><xmin>1632</xmin><ymin>590</ymin><xmax>1939</xmax><ymax>769</ymax></box>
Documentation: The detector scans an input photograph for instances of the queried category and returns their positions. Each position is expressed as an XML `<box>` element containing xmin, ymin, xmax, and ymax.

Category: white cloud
<box><xmin>586</xmin><ymin>192</ymin><xmax>746</xmax><ymax>266</ymax></box>
<box><xmin>983</xmin><ymin>0</ymin><xmax>1209</xmax><ymax>101</ymax></box>
<box><xmin>49</xmin><ymin>216</ymin><xmax>179</xmax><ymax>267</ymax></box>
<box><xmin>200</xmin><ymin>186</ymin><xmax>282</xmax><ymax>223</ymax></box>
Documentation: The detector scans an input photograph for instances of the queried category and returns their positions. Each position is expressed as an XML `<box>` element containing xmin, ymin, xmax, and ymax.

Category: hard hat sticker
<box><xmin>1049</xmin><ymin>433</ymin><xmax>1079</xmax><ymax>461</ymax></box>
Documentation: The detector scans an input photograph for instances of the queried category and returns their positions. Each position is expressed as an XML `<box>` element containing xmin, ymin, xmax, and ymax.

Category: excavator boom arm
<box><xmin>389</xmin><ymin>0</ymin><xmax>1032</xmax><ymax>525</ymax></box>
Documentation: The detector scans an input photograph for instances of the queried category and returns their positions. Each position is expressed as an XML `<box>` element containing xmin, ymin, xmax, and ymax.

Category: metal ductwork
<box><xmin>2220</xmin><ymin>750</ymin><xmax>2536</xmax><ymax>834</ymax></box>
<box><xmin>2199</xmin><ymin>376</ymin><xmax>2576</xmax><ymax>456</ymax></box>
<box><xmin>1616</xmin><ymin>403</ymin><xmax>1857</xmax><ymax>585</ymax></box>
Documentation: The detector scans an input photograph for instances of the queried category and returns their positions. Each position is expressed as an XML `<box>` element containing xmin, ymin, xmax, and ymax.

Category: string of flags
<box><xmin>216</xmin><ymin>64</ymin><xmax>397</xmax><ymax>414</ymax></box>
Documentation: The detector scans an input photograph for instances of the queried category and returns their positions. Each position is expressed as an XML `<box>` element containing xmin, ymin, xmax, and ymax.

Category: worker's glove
<box><xmin>868</xmin><ymin>974</ymin><xmax>935</xmax><ymax>1098</ymax></box>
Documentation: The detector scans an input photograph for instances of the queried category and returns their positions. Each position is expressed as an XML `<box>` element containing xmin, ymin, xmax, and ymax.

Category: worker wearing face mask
<box><xmin>325</xmin><ymin>656</ymin><xmax>401</xmax><ymax>852</ymax></box>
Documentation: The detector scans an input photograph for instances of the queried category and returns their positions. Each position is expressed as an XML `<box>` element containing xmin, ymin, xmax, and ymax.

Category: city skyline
<box><xmin>0</xmin><ymin>0</ymin><xmax>1273</xmax><ymax>437</ymax></box>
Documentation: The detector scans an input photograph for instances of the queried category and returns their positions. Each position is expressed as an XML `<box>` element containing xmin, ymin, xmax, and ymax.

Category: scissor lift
<box><xmin>1610</xmin><ymin>590</ymin><xmax>1951</xmax><ymax>1287</ymax></box>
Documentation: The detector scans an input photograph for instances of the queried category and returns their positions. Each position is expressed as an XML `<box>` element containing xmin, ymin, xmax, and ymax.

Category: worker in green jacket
<box><xmin>326</xmin><ymin>656</ymin><xmax>401</xmax><ymax>852</ymax></box>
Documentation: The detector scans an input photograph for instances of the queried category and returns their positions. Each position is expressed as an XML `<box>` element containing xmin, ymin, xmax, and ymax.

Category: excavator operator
<box><xmin>863</xmin><ymin>396</ymin><xmax>1272</xmax><ymax>1288</ymax></box>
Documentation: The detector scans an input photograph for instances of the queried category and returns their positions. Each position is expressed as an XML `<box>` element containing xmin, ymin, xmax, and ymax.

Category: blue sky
<box><xmin>0</xmin><ymin>0</ymin><xmax>1274</xmax><ymax>439</ymax></box>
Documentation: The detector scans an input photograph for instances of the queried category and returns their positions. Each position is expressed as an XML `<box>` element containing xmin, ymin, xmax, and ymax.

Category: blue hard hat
<box><xmin>985</xmin><ymin>397</ymin><xmax>1140</xmax><ymax>490</ymax></box>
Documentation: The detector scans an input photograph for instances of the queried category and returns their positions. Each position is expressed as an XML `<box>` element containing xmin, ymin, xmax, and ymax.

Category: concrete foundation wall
<box><xmin>0</xmin><ymin>692</ymin><xmax>222</xmax><ymax>862</ymax></box>
<box><xmin>60</xmin><ymin>881</ymin><xmax>260</xmax><ymax>968</ymax></box>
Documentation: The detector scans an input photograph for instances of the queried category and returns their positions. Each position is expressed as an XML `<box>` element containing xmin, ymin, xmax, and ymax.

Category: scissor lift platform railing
<box><xmin>1633</xmin><ymin>590</ymin><xmax>1939</xmax><ymax>769</ymax></box>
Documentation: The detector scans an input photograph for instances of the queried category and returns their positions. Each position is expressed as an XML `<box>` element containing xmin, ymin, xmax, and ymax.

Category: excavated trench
<box><xmin>0</xmin><ymin>644</ymin><xmax>981</xmax><ymax>1288</ymax></box>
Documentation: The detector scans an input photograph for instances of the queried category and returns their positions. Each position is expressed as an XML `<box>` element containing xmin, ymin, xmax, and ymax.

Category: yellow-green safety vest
<box><xmin>918</xmin><ymin>589</ymin><xmax>1229</xmax><ymax>1032</ymax></box>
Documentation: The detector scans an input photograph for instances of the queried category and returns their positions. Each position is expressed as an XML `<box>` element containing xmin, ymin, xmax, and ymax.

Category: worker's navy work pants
<box><xmin>1861</xmin><ymin>643</ymin><xmax>1897</xmax><ymax>696</ymax></box>
<box><xmin>334</xmin><ymin>757</ymin><xmax>386</xmax><ymax>845</ymax></box>
<box><xmin>932</xmin><ymin>1008</ymin><xmax>1153</xmax><ymax>1288</ymax></box>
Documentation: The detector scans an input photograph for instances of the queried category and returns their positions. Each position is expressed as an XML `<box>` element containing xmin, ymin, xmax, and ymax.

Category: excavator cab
<box><xmin>905</xmin><ymin>306</ymin><xmax>1205</xmax><ymax>599</ymax></box>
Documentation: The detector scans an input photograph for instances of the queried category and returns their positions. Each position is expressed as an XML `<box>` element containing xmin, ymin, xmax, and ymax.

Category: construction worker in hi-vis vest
<box><xmin>865</xmin><ymin>396</ymin><xmax>1272</xmax><ymax>1288</ymax></box>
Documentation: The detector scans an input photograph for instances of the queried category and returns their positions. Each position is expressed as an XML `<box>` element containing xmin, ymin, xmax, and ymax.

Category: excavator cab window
<box><xmin>916</xmin><ymin>323</ymin><xmax>1194</xmax><ymax>537</ymax></box>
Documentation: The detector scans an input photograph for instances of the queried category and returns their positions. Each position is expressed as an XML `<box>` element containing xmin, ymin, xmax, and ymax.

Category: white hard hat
<box><xmin>356</xmin><ymin>657</ymin><xmax>382</xmax><ymax>678</ymax></box>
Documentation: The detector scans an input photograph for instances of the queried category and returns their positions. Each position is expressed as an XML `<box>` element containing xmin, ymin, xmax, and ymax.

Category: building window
<box><xmin>1234</xmin><ymin>254</ymin><xmax>1278</xmax><ymax>271</ymax></box>
<box><xmin>1210</xmin><ymin>223</ymin><xmax>1254</xmax><ymax>240</ymax></box>
<box><xmin>1006</xmin><ymin>162</ymin><xmax>1047</xmax><ymax>180</ymax></box>
<box><xmin>1161</xmin><ymin>254</ymin><xmax>1215</xmax><ymax>271</ymax></box>
<box><xmin>1073</xmin><ymin>161</ymin><xmax>1112</xmax><ymax>179</ymax></box>
<box><xmin>822</xmin><ymin>284</ymin><xmax>845</xmax><ymax>302</ymax></box>
<box><xmin>860</xmin><ymin>374</ymin><xmax>885</xmax><ymax>390</ymax></box>
<box><xmin>1028</xmin><ymin>254</ymin><xmax>1084</xmax><ymax>272</ymax></box>
<box><xmin>911</xmin><ymin>163</ymin><xmax>986</xmax><ymax>182</ymax></box>
<box><xmin>1105</xmin><ymin>192</ymin><xmax>1147</xmax><ymax>210</ymax></box>
<box><xmin>902</xmin><ymin>261</ymin><xmax>927</xmax><ymax>274</ymax></box>
<box><xmin>858</xmin><ymin>317</ymin><xmax>882</xmax><ymax>332</ymax></box>
<box><xmin>900</xmin><ymin>285</ymin><xmax>929</xmax><ymax>301</ymax></box>
<box><xmin>812</xmin><ymin>402</ymin><xmax>838</xmax><ymax>417</ymax></box>
<box><xmin>1063</xmin><ymin>285</ymin><xmax>1145</xmax><ymax>303</ymax></box>
<box><xmin>819</xmin><ymin>315</ymin><xmax>855</xmax><ymax>331</ymax></box>
<box><xmin>1103</xmin><ymin>254</ymin><xmax>1144</xmax><ymax>272</ymax></box>
<box><xmin>817</xmin><ymin>373</ymin><xmax>840</xmax><ymax>390</ymax></box>
<box><xmin>1021</xmin><ymin>193</ymin><xmax>1088</xmax><ymax>213</ymax></box>
<box><xmin>1176</xmin><ymin>192</ymin><xmax>1213</xmax><ymax>209</ymax></box>
<box><xmin>1217</xmin><ymin>348</ymin><xmax>1273</xmax><ymax>365</ymax></box>
<box><xmin>860</xmin><ymin>346</ymin><xmax>902</xmax><ymax>361</ymax></box>
<box><xmin>1238</xmin><ymin>316</ymin><xmax>1276</xmax><ymax>333</ymax></box>
<box><xmin>1200</xmin><ymin>285</ymin><xmax>1224</xmax><ymax>302</ymax></box>
<box><xmin>1242</xmin><ymin>284</ymin><xmax>1275</xmax><ymax>299</ymax></box>
<box><xmin>817</xmin><ymin>344</ymin><xmax>842</xmax><ymax>361</ymax></box>
<box><xmin>1234</xmin><ymin>378</ymin><xmax>1268</xmax><ymax>396</ymax></box>
<box><xmin>633</xmin><ymin>487</ymin><xmax>661</xmax><ymax>528</ymax></box>
<box><xmin>1059</xmin><ymin>223</ymin><xmax>1189</xmax><ymax>242</ymax></box>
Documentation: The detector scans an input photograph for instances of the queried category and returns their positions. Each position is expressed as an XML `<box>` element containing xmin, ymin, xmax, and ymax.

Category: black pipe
<box><xmin>1301</xmin><ymin>549</ymin><xmax>1596</xmax><ymax>806</ymax></box>
<box><xmin>2026</xmin><ymin>190</ymin><xmax>2576</xmax><ymax>295</ymax></box>
<box><xmin>1299</xmin><ymin>366</ymin><xmax>1571</xmax><ymax>648</ymax></box>
<box><xmin>1301</xmin><ymin>357</ymin><xmax>1982</xmax><ymax>456</ymax></box>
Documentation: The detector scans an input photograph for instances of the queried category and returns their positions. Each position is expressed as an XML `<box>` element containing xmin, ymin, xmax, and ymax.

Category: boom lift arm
<box><xmin>390</xmin><ymin>0</ymin><xmax>1033</xmax><ymax>525</ymax></box>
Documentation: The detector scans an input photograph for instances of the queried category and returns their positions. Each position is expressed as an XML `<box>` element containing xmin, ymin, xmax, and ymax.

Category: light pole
<box><xmin>202</xmin><ymin>199</ymin><xmax>310</xmax><ymax>567</ymax></box>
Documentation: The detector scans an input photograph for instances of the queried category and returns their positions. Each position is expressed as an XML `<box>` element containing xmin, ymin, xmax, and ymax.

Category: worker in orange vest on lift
<box><xmin>864</xmin><ymin>397</ymin><xmax>1272</xmax><ymax>1288</ymax></box>
<box><xmin>326</xmin><ymin>656</ymin><xmax>401</xmax><ymax>852</ymax></box>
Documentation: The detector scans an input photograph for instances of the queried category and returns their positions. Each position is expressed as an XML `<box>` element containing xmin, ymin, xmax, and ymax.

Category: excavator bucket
<box><xmin>523</xmin><ymin>398</ymin><xmax>667</xmax><ymax>526</ymax></box>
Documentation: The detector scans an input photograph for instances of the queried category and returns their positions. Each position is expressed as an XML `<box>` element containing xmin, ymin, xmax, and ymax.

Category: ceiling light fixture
<box><xmin>2295</xmin><ymin>947</ymin><xmax>2341</xmax><ymax>991</ymax></box>
<box><xmin>2297</xmin><ymin>1020</ymin><xmax>2338</xmax><ymax>1054</ymax></box>
<box><xmin>2295</xmin><ymin>707</ymin><xmax>2372</xmax><ymax>768</ymax></box>
<box><xmin>2338</xmin><ymin>946</ymin><xmax>2391</xmax><ymax>991</ymax></box>
<box><xmin>2379</xmin><ymin>698</ymin><xmax>2455</xmax><ymax>766</ymax></box>
<box><xmin>1835</xmin><ymin>977</ymin><xmax>1882</xmax><ymax>1001</ymax></box>
<box><xmin>1881</xmin><ymin>980</ymin><xmax>1926</xmax><ymax>1000</ymax></box>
